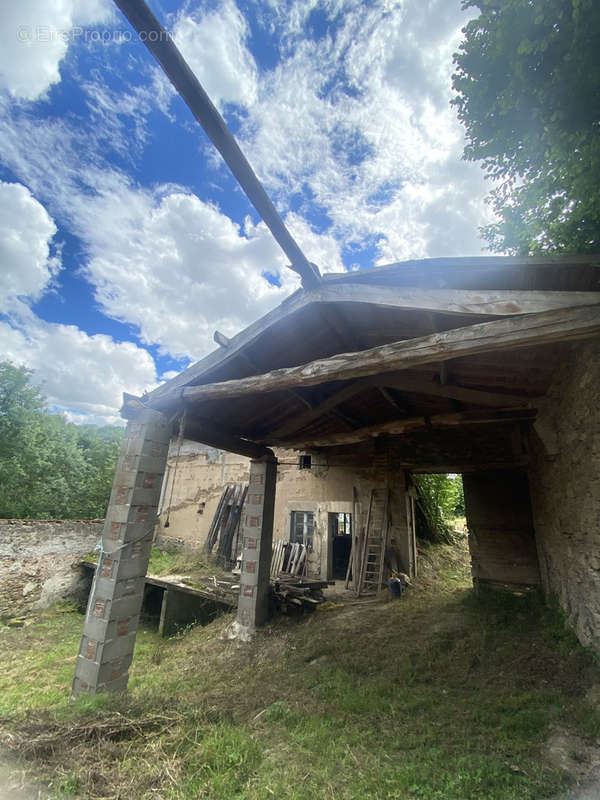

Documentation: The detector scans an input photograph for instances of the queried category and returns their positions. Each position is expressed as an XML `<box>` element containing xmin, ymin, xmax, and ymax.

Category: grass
<box><xmin>1</xmin><ymin>540</ymin><xmax>599</xmax><ymax>799</ymax></box>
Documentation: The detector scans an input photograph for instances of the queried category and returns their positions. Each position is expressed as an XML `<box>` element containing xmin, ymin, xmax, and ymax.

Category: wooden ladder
<box><xmin>358</xmin><ymin>488</ymin><xmax>389</xmax><ymax>596</ymax></box>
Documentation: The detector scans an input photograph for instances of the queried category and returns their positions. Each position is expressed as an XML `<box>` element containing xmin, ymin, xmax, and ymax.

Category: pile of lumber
<box><xmin>270</xmin><ymin>540</ymin><xmax>307</xmax><ymax>578</ymax></box>
<box><xmin>271</xmin><ymin>575</ymin><xmax>328</xmax><ymax>613</ymax></box>
<box><xmin>204</xmin><ymin>483</ymin><xmax>248</xmax><ymax>568</ymax></box>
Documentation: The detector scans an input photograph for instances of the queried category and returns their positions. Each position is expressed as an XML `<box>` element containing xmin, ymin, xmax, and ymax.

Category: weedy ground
<box><xmin>1</xmin><ymin>539</ymin><xmax>600</xmax><ymax>800</ymax></box>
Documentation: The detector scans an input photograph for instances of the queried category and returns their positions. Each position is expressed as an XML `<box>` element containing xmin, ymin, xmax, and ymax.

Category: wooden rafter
<box><xmin>310</xmin><ymin>284</ymin><xmax>600</xmax><ymax>317</ymax></box>
<box><xmin>165</xmin><ymin>305</ymin><xmax>600</xmax><ymax>408</ymax></box>
<box><xmin>114</xmin><ymin>0</ymin><xmax>320</xmax><ymax>289</ymax></box>
<box><xmin>145</xmin><ymin>272</ymin><xmax>600</xmax><ymax>405</ymax></box>
<box><xmin>272</xmin><ymin>409</ymin><xmax>537</xmax><ymax>449</ymax></box>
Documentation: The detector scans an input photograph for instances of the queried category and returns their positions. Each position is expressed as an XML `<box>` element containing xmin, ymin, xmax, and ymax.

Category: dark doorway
<box><xmin>329</xmin><ymin>512</ymin><xmax>352</xmax><ymax>580</ymax></box>
<box><xmin>462</xmin><ymin>469</ymin><xmax>540</xmax><ymax>591</ymax></box>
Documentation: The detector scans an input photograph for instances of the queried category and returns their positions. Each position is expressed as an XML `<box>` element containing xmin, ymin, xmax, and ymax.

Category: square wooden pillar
<box><xmin>235</xmin><ymin>457</ymin><xmax>277</xmax><ymax>635</ymax></box>
<box><xmin>72</xmin><ymin>407</ymin><xmax>170</xmax><ymax>696</ymax></box>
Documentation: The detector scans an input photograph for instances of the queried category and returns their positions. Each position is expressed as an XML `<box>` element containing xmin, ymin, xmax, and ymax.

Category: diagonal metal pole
<box><xmin>113</xmin><ymin>0</ymin><xmax>321</xmax><ymax>289</ymax></box>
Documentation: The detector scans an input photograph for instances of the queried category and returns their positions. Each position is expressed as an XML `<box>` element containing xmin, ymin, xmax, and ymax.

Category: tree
<box><xmin>0</xmin><ymin>362</ymin><xmax>123</xmax><ymax>519</ymax></box>
<box><xmin>415</xmin><ymin>474</ymin><xmax>464</xmax><ymax>543</ymax></box>
<box><xmin>452</xmin><ymin>0</ymin><xmax>600</xmax><ymax>254</ymax></box>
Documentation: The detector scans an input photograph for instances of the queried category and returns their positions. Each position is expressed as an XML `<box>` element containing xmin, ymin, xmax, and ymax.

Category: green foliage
<box><xmin>415</xmin><ymin>474</ymin><xmax>464</xmax><ymax>543</ymax></box>
<box><xmin>0</xmin><ymin>362</ymin><xmax>123</xmax><ymax>519</ymax></box>
<box><xmin>452</xmin><ymin>0</ymin><xmax>600</xmax><ymax>254</ymax></box>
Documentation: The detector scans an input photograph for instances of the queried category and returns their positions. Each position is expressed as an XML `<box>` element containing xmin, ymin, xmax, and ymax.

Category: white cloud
<box><xmin>0</xmin><ymin>180</ymin><xmax>61</xmax><ymax>312</ymax></box>
<box><xmin>0</xmin><ymin>0</ymin><xmax>113</xmax><ymax>101</ymax></box>
<box><xmin>80</xmin><ymin>183</ymin><xmax>301</xmax><ymax>359</ymax></box>
<box><xmin>0</xmin><ymin>318</ymin><xmax>157</xmax><ymax>425</ymax></box>
<box><xmin>173</xmin><ymin>0</ymin><xmax>258</xmax><ymax>110</ymax></box>
<box><xmin>241</xmin><ymin>0</ymin><xmax>489</xmax><ymax>261</ymax></box>
<box><xmin>0</xmin><ymin>180</ymin><xmax>158</xmax><ymax>424</ymax></box>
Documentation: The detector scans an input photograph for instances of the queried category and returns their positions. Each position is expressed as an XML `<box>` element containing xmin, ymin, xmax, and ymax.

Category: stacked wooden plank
<box><xmin>271</xmin><ymin>575</ymin><xmax>328</xmax><ymax>613</ymax></box>
<box><xmin>270</xmin><ymin>540</ymin><xmax>307</xmax><ymax>578</ymax></box>
<box><xmin>204</xmin><ymin>483</ymin><xmax>248</xmax><ymax>568</ymax></box>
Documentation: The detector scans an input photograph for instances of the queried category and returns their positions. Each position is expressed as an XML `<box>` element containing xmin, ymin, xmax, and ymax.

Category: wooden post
<box><xmin>72</xmin><ymin>407</ymin><xmax>170</xmax><ymax>696</ymax></box>
<box><xmin>235</xmin><ymin>457</ymin><xmax>277</xmax><ymax>636</ymax></box>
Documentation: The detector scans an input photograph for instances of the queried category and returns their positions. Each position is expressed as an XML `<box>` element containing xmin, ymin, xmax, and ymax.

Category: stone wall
<box><xmin>0</xmin><ymin>519</ymin><xmax>102</xmax><ymax>617</ymax></box>
<box><xmin>153</xmin><ymin>442</ymin><xmax>414</xmax><ymax>580</ymax></box>
<box><xmin>273</xmin><ymin>446</ymin><xmax>412</xmax><ymax>579</ymax></box>
<box><xmin>529</xmin><ymin>339</ymin><xmax>600</xmax><ymax>651</ymax></box>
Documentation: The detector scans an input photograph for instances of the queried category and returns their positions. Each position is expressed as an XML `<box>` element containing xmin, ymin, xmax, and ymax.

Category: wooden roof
<box><xmin>137</xmin><ymin>255</ymin><xmax>600</xmax><ymax>464</ymax></box>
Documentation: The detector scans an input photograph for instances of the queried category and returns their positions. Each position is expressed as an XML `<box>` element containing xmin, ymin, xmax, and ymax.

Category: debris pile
<box><xmin>271</xmin><ymin>575</ymin><xmax>328</xmax><ymax>613</ymax></box>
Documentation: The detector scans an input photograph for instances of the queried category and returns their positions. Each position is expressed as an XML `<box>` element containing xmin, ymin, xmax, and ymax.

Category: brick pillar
<box><xmin>72</xmin><ymin>407</ymin><xmax>170</xmax><ymax>696</ymax></box>
<box><xmin>235</xmin><ymin>457</ymin><xmax>277</xmax><ymax>635</ymax></box>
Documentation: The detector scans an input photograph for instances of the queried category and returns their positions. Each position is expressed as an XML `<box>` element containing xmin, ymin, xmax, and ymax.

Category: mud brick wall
<box><xmin>529</xmin><ymin>339</ymin><xmax>600</xmax><ymax>652</ymax></box>
<box><xmin>0</xmin><ymin>519</ymin><xmax>102</xmax><ymax>617</ymax></box>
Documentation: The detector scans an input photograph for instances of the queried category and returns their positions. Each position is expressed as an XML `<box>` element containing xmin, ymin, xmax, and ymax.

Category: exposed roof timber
<box><xmin>271</xmin><ymin>375</ymin><xmax>534</xmax><ymax>440</ymax></box>
<box><xmin>213</xmin><ymin>331</ymin><xmax>230</xmax><ymax>348</ymax></box>
<box><xmin>113</xmin><ymin>0</ymin><xmax>320</xmax><ymax>290</ymax></box>
<box><xmin>145</xmin><ymin>276</ymin><xmax>600</xmax><ymax>403</ymax></box>
<box><xmin>183</xmin><ymin>417</ymin><xmax>274</xmax><ymax>460</ymax></box>
<box><xmin>307</xmin><ymin>284</ymin><xmax>600</xmax><ymax>316</ymax></box>
<box><xmin>165</xmin><ymin>305</ymin><xmax>600</xmax><ymax>408</ymax></box>
<box><xmin>272</xmin><ymin>408</ymin><xmax>537</xmax><ymax>449</ymax></box>
<box><xmin>322</xmin><ymin>255</ymin><xmax>600</xmax><ymax>285</ymax></box>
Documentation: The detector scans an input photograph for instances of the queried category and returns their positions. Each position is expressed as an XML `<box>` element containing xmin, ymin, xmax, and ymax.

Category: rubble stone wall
<box><xmin>0</xmin><ymin>519</ymin><xmax>101</xmax><ymax>617</ymax></box>
<box><xmin>529</xmin><ymin>339</ymin><xmax>600</xmax><ymax>652</ymax></box>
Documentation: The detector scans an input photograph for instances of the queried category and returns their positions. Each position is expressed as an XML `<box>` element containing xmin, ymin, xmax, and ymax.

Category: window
<box><xmin>290</xmin><ymin>511</ymin><xmax>314</xmax><ymax>549</ymax></box>
<box><xmin>298</xmin><ymin>454</ymin><xmax>312</xmax><ymax>470</ymax></box>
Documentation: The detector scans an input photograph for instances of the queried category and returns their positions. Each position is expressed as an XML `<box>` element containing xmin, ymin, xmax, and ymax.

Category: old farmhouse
<box><xmin>72</xmin><ymin>0</ymin><xmax>600</xmax><ymax>696</ymax></box>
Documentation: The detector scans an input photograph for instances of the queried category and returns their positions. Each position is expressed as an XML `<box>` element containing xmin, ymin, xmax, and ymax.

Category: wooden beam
<box><xmin>378</xmin><ymin>387</ymin><xmax>408</xmax><ymax>413</ymax></box>
<box><xmin>273</xmin><ymin>408</ymin><xmax>536</xmax><ymax>449</ymax></box>
<box><xmin>113</xmin><ymin>0</ymin><xmax>320</xmax><ymax>289</ymax></box>
<box><xmin>379</xmin><ymin>376</ymin><xmax>533</xmax><ymax>408</ymax></box>
<box><xmin>311</xmin><ymin>284</ymin><xmax>600</xmax><ymax>317</ymax></box>
<box><xmin>171</xmin><ymin>305</ymin><xmax>600</xmax><ymax>408</ymax></box>
<box><xmin>145</xmin><ymin>275</ymin><xmax>600</xmax><ymax>406</ymax></box>
<box><xmin>321</xmin><ymin>254</ymin><xmax>600</xmax><ymax>286</ymax></box>
<box><xmin>271</xmin><ymin>374</ymin><xmax>530</xmax><ymax>440</ymax></box>
<box><xmin>271</xmin><ymin>379</ymin><xmax>374</xmax><ymax>438</ymax></box>
<box><xmin>183</xmin><ymin>418</ymin><xmax>274</xmax><ymax>460</ymax></box>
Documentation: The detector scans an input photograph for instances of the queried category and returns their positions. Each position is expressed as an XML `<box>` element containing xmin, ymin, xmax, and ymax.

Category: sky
<box><xmin>0</xmin><ymin>0</ymin><xmax>491</xmax><ymax>426</ymax></box>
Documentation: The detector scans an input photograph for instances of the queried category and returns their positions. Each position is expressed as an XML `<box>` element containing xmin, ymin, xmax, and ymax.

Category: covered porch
<box><xmin>72</xmin><ymin>254</ymin><xmax>600</xmax><ymax>694</ymax></box>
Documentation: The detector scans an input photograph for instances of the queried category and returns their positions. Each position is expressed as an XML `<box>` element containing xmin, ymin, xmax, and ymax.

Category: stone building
<box><xmin>156</xmin><ymin>441</ymin><xmax>416</xmax><ymax>583</ymax></box>
<box><xmin>72</xmin><ymin>254</ymin><xmax>600</xmax><ymax>696</ymax></box>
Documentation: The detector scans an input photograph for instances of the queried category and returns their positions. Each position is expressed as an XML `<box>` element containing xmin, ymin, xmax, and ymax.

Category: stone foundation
<box><xmin>0</xmin><ymin>519</ymin><xmax>102</xmax><ymax>617</ymax></box>
<box><xmin>529</xmin><ymin>339</ymin><xmax>600</xmax><ymax>652</ymax></box>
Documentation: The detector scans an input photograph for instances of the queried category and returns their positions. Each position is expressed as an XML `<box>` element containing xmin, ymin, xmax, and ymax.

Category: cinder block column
<box><xmin>72</xmin><ymin>407</ymin><xmax>170</xmax><ymax>696</ymax></box>
<box><xmin>236</xmin><ymin>457</ymin><xmax>277</xmax><ymax>635</ymax></box>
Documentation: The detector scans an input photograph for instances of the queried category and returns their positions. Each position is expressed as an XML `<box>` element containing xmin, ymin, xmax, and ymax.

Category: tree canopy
<box><xmin>0</xmin><ymin>362</ymin><xmax>123</xmax><ymax>519</ymax></box>
<box><xmin>452</xmin><ymin>0</ymin><xmax>600</xmax><ymax>254</ymax></box>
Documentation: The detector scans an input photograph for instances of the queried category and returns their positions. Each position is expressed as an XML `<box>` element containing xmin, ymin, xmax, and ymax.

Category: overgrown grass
<box><xmin>1</xmin><ymin>540</ymin><xmax>599</xmax><ymax>799</ymax></box>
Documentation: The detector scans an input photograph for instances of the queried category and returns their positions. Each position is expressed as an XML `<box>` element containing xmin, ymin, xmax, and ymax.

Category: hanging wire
<box><xmin>164</xmin><ymin>408</ymin><xmax>186</xmax><ymax>528</ymax></box>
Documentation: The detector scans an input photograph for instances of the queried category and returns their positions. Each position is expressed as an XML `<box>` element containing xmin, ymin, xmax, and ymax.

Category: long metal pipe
<box><xmin>113</xmin><ymin>0</ymin><xmax>321</xmax><ymax>289</ymax></box>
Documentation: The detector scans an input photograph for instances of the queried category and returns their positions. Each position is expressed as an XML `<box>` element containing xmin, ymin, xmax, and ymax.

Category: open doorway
<box><xmin>328</xmin><ymin>512</ymin><xmax>352</xmax><ymax>579</ymax></box>
<box><xmin>414</xmin><ymin>473</ymin><xmax>465</xmax><ymax>543</ymax></box>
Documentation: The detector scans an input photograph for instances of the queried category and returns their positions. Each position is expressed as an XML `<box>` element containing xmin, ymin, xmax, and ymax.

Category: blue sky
<box><xmin>0</xmin><ymin>0</ymin><xmax>489</xmax><ymax>425</ymax></box>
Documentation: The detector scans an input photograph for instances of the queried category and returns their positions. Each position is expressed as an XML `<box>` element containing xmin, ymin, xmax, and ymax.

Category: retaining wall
<box><xmin>0</xmin><ymin>519</ymin><xmax>102</xmax><ymax>617</ymax></box>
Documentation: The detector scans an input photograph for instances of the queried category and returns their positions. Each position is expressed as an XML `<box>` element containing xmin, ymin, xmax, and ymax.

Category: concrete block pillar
<box><xmin>72</xmin><ymin>407</ymin><xmax>170</xmax><ymax>696</ymax></box>
<box><xmin>235</xmin><ymin>457</ymin><xmax>277</xmax><ymax>635</ymax></box>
